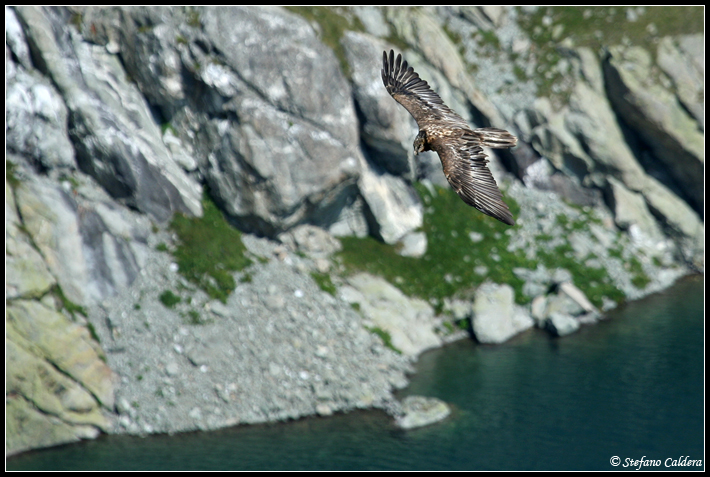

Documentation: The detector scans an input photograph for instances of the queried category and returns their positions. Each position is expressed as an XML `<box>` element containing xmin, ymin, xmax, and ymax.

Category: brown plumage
<box><xmin>381</xmin><ymin>50</ymin><xmax>517</xmax><ymax>225</ymax></box>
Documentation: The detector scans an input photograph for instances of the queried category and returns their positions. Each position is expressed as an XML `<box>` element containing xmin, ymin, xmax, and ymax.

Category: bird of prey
<box><xmin>381</xmin><ymin>50</ymin><xmax>517</xmax><ymax>225</ymax></box>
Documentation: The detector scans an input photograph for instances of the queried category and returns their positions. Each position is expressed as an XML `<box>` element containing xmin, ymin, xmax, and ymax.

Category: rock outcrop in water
<box><xmin>6</xmin><ymin>6</ymin><xmax>703</xmax><ymax>456</ymax></box>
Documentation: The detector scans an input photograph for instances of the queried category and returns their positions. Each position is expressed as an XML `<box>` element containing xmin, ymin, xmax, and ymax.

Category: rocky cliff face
<box><xmin>6</xmin><ymin>6</ymin><xmax>703</xmax><ymax>455</ymax></box>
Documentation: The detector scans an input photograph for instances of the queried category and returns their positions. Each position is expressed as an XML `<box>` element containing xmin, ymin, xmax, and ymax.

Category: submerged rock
<box><xmin>395</xmin><ymin>395</ymin><xmax>451</xmax><ymax>430</ymax></box>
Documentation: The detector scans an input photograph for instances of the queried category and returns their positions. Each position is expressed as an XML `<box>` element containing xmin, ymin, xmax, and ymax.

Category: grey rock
<box><xmin>14</xmin><ymin>175</ymin><xmax>148</xmax><ymax>306</ymax></box>
<box><xmin>575</xmin><ymin>46</ymin><xmax>605</xmax><ymax>94</ymax></box>
<box><xmin>566</xmin><ymin>81</ymin><xmax>648</xmax><ymax>191</ymax></box>
<box><xmin>530</xmin><ymin>295</ymin><xmax>547</xmax><ymax>324</ymax></box>
<box><xmin>6</xmin><ymin>58</ymin><xmax>75</xmax><ymax>171</ymax></box>
<box><xmin>278</xmin><ymin>224</ymin><xmax>342</xmax><ymax>259</ymax></box>
<box><xmin>7</xmin><ymin>299</ymin><xmax>116</xmax><ymax>409</ymax></box>
<box><xmin>342</xmin><ymin>31</ymin><xmax>415</xmax><ymax>178</ymax></box>
<box><xmin>531</xmin><ymin>111</ymin><xmax>594</xmax><ymax>183</ymax></box>
<box><xmin>529</xmin><ymin>281</ymin><xmax>598</xmax><ymax>335</ymax></box>
<box><xmin>545</xmin><ymin>311</ymin><xmax>580</xmax><ymax>337</ymax></box>
<box><xmin>640</xmin><ymin>176</ymin><xmax>704</xmax><ymax>270</ymax></box>
<box><xmin>165</xmin><ymin>362</ymin><xmax>180</xmax><ymax>377</ymax></box>
<box><xmin>5</xmin><ymin>337</ymin><xmax>109</xmax><ymax>456</ymax></box>
<box><xmin>358</xmin><ymin>157</ymin><xmax>423</xmax><ymax>244</ymax></box>
<box><xmin>395</xmin><ymin>395</ymin><xmax>451</xmax><ymax>430</ymax></box>
<box><xmin>14</xmin><ymin>6</ymin><xmax>203</xmax><ymax>223</ymax></box>
<box><xmin>657</xmin><ymin>35</ymin><xmax>704</xmax><ymax>129</ymax></box>
<box><xmin>5</xmin><ymin>7</ymin><xmax>32</xmax><ymax>69</ymax></box>
<box><xmin>641</xmin><ymin>175</ymin><xmax>703</xmax><ymax>241</ymax></box>
<box><xmin>85</xmin><ymin>259</ymin><xmax>412</xmax><ymax>436</ymax></box>
<box><xmin>545</xmin><ymin>288</ymin><xmax>585</xmax><ymax>317</ymax></box>
<box><xmin>397</xmin><ymin>231</ymin><xmax>428</xmax><ymax>258</ymax></box>
<box><xmin>5</xmin><ymin>395</ymin><xmax>101</xmax><ymax>458</ymax></box>
<box><xmin>515</xmin><ymin>265</ymin><xmax>573</xmax><ymax>299</ymax></box>
<box><xmin>13</xmin><ymin>177</ymin><xmax>92</xmax><ymax>305</ymax></box>
<box><xmin>605</xmin><ymin>177</ymin><xmax>664</xmax><ymax>246</ymax></box>
<box><xmin>327</xmin><ymin>194</ymin><xmax>370</xmax><ymax>239</ymax></box>
<box><xmin>604</xmin><ymin>44</ymin><xmax>704</xmax><ymax>215</ymax></box>
<box><xmin>443</xmin><ymin>298</ymin><xmax>473</xmax><ymax>321</ymax></box>
<box><xmin>527</xmin><ymin>49</ymin><xmax>701</xmax><ymax>268</ymax></box>
<box><xmin>196</xmin><ymin>7</ymin><xmax>361</xmax><ymax>236</ymax></box>
<box><xmin>352</xmin><ymin>6</ymin><xmax>391</xmax><ymax>38</ymax></box>
<box><xmin>558</xmin><ymin>282</ymin><xmax>597</xmax><ymax>314</ymax></box>
<box><xmin>6</xmin><ymin>182</ymin><xmax>57</xmax><ymax>299</ymax></box>
<box><xmin>208</xmin><ymin>300</ymin><xmax>231</xmax><ymax>318</ymax></box>
<box><xmin>471</xmin><ymin>282</ymin><xmax>534</xmax><ymax>344</ymax></box>
<box><xmin>342</xmin><ymin>273</ymin><xmax>441</xmax><ymax>356</ymax></box>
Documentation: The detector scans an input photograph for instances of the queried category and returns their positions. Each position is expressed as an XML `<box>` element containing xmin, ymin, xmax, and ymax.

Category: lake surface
<box><xmin>7</xmin><ymin>276</ymin><xmax>704</xmax><ymax>471</ymax></box>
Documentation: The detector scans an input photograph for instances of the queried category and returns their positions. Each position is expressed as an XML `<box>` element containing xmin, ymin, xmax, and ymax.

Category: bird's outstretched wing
<box><xmin>434</xmin><ymin>130</ymin><xmax>515</xmax><ymax>226</ymax></box>
<box><xmin>381</xmin><ymin>49</ymin><xmax>517</xmax><ymax>226</ymax></box>
<box><xmin>381</xmin><ymin>50</ymin><xmax>467</xmax><ymax>130</ymax></box>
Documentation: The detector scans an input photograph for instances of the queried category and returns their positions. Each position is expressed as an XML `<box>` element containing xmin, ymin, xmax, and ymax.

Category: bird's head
<box><xmin>413</xmin><ymin>130</ymin><xmax>428</xmax><ymax>156</ymax></box>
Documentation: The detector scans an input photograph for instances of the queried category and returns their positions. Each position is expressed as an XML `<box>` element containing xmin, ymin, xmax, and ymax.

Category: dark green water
<box><xmin>7</xmin><ymin>276</ymin><xmax>704</xmax><ymax>471</ymax></box>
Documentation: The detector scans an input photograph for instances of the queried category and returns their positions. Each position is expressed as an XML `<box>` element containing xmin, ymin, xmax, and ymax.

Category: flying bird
<box><xmin>381</xmin><ymin>50</ymin><xmax>517</xmax><ymax>225</ymax></box>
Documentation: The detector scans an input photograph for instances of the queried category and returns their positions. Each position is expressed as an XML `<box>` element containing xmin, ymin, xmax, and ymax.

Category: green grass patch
<box><xmin>52</xmin><ymin>285</ymin><xmax>87</xmax><ymax>319</ymax></box>
<box><xmin>338</xmin><ymin>183</ymin><xmax>533</xmax><ymax>311</ymax></box>
<box><xmin>366</xmin><ymin>326</ymin><xmax>401</xmax><ymax>354</ymax></box>
<box><xmin>311</xmin><ymin>271</ymin><xmax>337</xmax><ymax>296</ymax></box>
<box><xmin>160</xmin><ymin>123</ymin><xmax>178</xmax><ymax>137</ymax></box>
<box><xmin>338</xmin><ymin>183</ymin><xmax>628</xmax><ymax>310</ymax></box>
<box><xmin>516</xmin><ymin>6</ymin><xmax>704</xmax><ymax>103</ymax></box>
<box><xmin>628</xmin><ymin>256</ymin><xmax>651</xmax><ymax>290</ymax></box>
<box><xmin>520</xmin><ymin>6</ymin><xmax>703</xmax><ymax>52</ymax></box>
<box><xmin>169</xmin><ymin>195</ymin><xmax>252</xmax><ymax>303</ymax></box>
<box><xmin>6</xmin><ymin>161</ymin><xmax>21</xmax><ymax>189</ymax></box>
<box><xmin>457</xmin><ymin>317</ymin><xmax>471</xmax><ymax>331</ymax></box>
<box><xmin>538</xmin><ymin>247</ymin><xmax>624</xmax><ymax>308</ymax></box>
<box><xmin>185</xmin><ymin>309</ymin><xmax>210</xmax><ymax>325</ymax></box>
<box><xmin>159</xmin><ymin>290</ymin><xmax>181</xmax><ymax>308</ymax></box>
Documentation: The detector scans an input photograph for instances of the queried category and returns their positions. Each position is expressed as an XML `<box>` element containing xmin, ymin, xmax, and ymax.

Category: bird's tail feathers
<box><xmin>474</xmin><ymin>127</ymin><xmax>518</xmax><ymax>149</ymax></box>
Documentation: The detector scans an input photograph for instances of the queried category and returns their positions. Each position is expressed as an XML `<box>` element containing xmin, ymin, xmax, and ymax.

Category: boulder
<box><xmin>278</xmin><ymin>224</ymin><xmax>343</xmax><ymax>259</ymax></box>
<box><xmin>397</xmin><ymin>231</ymin><xmax>428</xmax><ymax>258</ymax></box>
<box><xmin>545</xmin><ymin>311</ymin><xmax>580</xmax><ymax>337</ymax></box>
<box><xmin>340</xmin><ymin>273</ymin><xmax>441</xmax><ymax>356</ymax></box>
<box><xmin>471</xmin><ymin>282</ymin><xmax>534</xmax><ymax>344</ymax></box>
<box><xmin>357</xmin><ymin>158</ymin><xmax>423</xmax><ymax>244</ymax></box>
<box><xmin>605</xmin><ymin>177</ymin><xmax>665</xmax><ymax>247</ymax></box>
<box><xmin>532</xmin><ymin>282</ymin><xmax>599</xmax><ymax>336</ymax></box>
<box><xmin>395</xmin><ymin>395</ymin><xmax>451</xmax><ymax>430</ymax></box>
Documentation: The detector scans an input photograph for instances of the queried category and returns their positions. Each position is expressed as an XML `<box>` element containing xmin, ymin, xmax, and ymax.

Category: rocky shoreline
<box><xmin>86</xmin><ymin>181</ymin><xmax>690</xmax><ymax>439</ymax></box>
<box><xmin>96</xmin><ymin>231</ymin><xmax>413</xmax><ymax>436</ymax></box>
